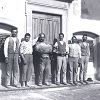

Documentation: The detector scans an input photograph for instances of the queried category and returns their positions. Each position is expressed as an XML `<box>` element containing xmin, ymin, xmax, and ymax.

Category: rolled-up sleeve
<box><xmin>20</xmin><ymin>42</ymin><xmax>24</xmax><ymax>54</ymax></box>
<box><xmin>32</xmin><ymin>37</ymin><xmax>38</xmax><ymax>46</ymax></box>
<box><xmin>4</xmin><ymin>38</ymin><xmax>9</xmax><ymax>58</ymax></box>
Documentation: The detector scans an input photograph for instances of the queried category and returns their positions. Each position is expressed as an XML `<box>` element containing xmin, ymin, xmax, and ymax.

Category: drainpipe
<box><xmin>25</xmin><ymin>1</ymin><xmax>27</xmax><ymax>33</ymax></box>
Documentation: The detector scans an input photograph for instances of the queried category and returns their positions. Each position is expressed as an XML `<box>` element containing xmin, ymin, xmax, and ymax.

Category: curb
<box><xmin>0</xmin><ymin>81</ymin><xmax>100</xmax><ymax>92</ymax></box>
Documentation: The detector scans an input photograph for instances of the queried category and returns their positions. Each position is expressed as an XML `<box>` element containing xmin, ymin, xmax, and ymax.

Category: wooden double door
<box><xmin>32</xmin><ymin>12</ymin><xmax>61</xmax><ymax>83</ymax></box>
<box><xmin>32</xmin><ymin>12</ymin><xmax>61</xmax><ymax>44</ymax></box>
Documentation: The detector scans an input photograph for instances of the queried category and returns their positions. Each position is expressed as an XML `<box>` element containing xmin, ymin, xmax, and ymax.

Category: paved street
<box><xmin>0</xmin><ymin>83</ymin><xmax>100</xmax><ymax>100</ymax></box>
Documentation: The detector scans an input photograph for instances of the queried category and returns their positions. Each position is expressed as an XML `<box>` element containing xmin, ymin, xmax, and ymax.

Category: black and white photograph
<box><xmin>0</xmin><ymin>0</ymin><xmax>100</xmax><ymax>100</ymax></box>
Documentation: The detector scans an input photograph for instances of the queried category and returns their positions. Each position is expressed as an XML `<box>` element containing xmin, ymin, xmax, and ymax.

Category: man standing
<box><xmin>79</xmin><ymin>34</ymin><xmax>90</xmax><ymax>84</ymax></box>
<box><xmin>4</xmin><ymin>28</ymin><xmax>20</xmax><ymax>88</ymax></box>
<box><xmin>35</xmin><ymin>33</ymin><xmax>52</xmax><ymax>86</ymax></box>
<box><xmin>54</xmin><ymin>33</ymin><xmax>69</xmax><ymax>85</ymax></box>
<box><xmin>69</xmin><ymin>36</ymin><xmax>81</xmax><ymax>85</ymax></box>
<box><xmin>20</xmin><ymin>33</ymin><xmax>34</xmax><ymax>87</ymax></box>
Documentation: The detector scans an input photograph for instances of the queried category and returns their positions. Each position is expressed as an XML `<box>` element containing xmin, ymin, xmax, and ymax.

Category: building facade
<box><xmin>0</xmin><ymin>0</ymin><xmax>100</xmax><ymax>86</ymax></box>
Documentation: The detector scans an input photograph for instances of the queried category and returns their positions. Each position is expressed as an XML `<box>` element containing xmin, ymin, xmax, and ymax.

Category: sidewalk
<box><xmin>0</xmin><ymin>80</ymin><xmax>100</xmax><ymax>92</ymax></box>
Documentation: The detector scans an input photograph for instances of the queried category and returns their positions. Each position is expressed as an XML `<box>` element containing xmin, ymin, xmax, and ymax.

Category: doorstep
<box><xmin>0</xmin><ymin>80</ymin><xmax>100</xmax><ymax>92</ymax></box>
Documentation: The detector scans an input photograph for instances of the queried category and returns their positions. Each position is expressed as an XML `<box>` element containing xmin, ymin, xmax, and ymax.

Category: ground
<box><xmin>0</xmin><ymin>82</ymin><xmax>100</xmax><ymax>100</ymax></box>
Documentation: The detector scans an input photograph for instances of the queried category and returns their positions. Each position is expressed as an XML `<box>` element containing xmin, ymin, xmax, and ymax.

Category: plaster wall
<box><xmin>0</xmin><ymin>0</ymin><xmax>26</xmax><ymax>41</ymax></box>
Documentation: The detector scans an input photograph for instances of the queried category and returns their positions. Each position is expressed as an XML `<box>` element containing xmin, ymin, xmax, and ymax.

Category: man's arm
<box><xmin>88</xmin><ymin>43</ymin><xmax>90</xmax><ymax>57</ymax></box>
<box><xmin>20</xmin><ymin>42</ymin><xmax>27</xmax><ymax>64</ymax></box>
<box><xmin>4</xmin><ymin>37</ymin><xmax>9</xmax><ymax>58</ymax></box>
<box><xmin>66</xmin><ymin>43</ymin><xmax>69</xmax><ymax>54</ymax></box>
<box><xmin>53</xmin><ymin>42</ymin><xmax>58</xmax><ymax>53</ymax></box>
<box><xmin>32</xmin><ymin>37</ymin><xmax>39</xmax><ymax>46</ymax></box>
<box><xmin>4</xmin><ymin>37</ymin><xmax>9</xmax><ymax>63</ymax></box>
<box><xmin>78</xmin><ymin>44</ymin><xmax>81</xmax><ymax>58</ymax></box>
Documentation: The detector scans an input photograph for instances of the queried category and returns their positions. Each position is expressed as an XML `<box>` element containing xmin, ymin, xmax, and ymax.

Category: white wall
<box><xmin>0</xmin><ymin>0</ymin><xmax>26</xmax><ymax>41</ymax></box>
<box><xmin>68</xmin><ymin>0</ymin><xmax>100</xmax><ymax>38</ymax></box>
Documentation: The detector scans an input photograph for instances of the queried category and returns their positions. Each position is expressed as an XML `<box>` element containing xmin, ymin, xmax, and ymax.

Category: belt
<box><xmin>42</xmin><ymin>56</ymin><xmax>49</xmax><ymax>59</ymax></box>
<box><xmin>57</xmin><ymin>54</ymin><xmax>66</xmax><ymax>57</ymax></box>
<box><xmin>24</xmin><ymin>54</ymin><xmax>32</xmax><ymax>55</ymax></box>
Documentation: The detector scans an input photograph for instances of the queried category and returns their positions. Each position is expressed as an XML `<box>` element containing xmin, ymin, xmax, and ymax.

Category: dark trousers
<box><xmin>5</xmin><ymin>54</ymin><xmax>19</xmax><ymax>86</ymax></box>
<box><xmin>69</xmin><ymin>57</ymin><xmax>78</xmax><ymax>83</ymax></box>
<box><xmin>21</xmin><ymin>54</ymin><xmax>33</xmax><ymax>82</ymax></box>
<box><xmin>51</xmin><ymin>55</ymin><xmax>57</xmax><ymax>83</ymax></box>
<box><xmin>38</xmin><ymin>57</ymin><xmax>50</xmax><ymax>84</ymax></box>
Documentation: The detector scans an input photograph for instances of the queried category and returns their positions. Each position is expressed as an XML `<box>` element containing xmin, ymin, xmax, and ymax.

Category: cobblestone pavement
<box><xmin>0</xmin><ymin>82</ymin><xmax>100</xmax><ymax>100</ymax></box>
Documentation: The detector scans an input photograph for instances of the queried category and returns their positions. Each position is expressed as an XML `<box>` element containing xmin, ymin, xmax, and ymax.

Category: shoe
<box><xmin>73</xmin><ymin>82</ymin><xmax>78</xmax><ymax>85</ymax></box>
<box><xmin>83</xmin><ymin>81</ymin><xmax>89</xmax><ymax>84</ymax></box>
<box><xmin>69</xmin><ymin>82</ymin><xmax>74</xmax><ymax>85</ymax></box>
<box><xmin>13</xmin><ymin>84</ymin><xmax>20</xmax><ymax>88</ymax></box>
<box><xmin>25</xmin><ymin>85</ymin><xmax>30</xmax><ymax>87</ymax></box>
<box><xmin>62</xmin><ymin>82</ymin><xmax>68</xmax><ymax>85</ymax></box>
<box><xmin>38</xmin><ymin>83</ymin><xmax>42</xmax><ymax>86</ymax></box>
<box><xmin>25</xmin><ymin>82</ymin><xmax>30</xmax><ymax>87</ymax></box>
<box><xmin>44</xmin><ymin>82</ymin><xmax>50</xmax><ymax>86</ymax></box>
<box><xmin>21</xmin><ymin>85</ymin><xmax>25</xmax><ymax>88</ymax></box>
<box><xmin>80</xmin><ymin>81</ymin><xmax>85</xmax><ymax>84</ymax></box>
<box><xmin>5</xmin><ymin>85</ymin><xmax>11</xmax><ymax>89</ymax></box>
<box><xmin>56</xmin><ymin>82</ymin><xmax>60</xmax><ymax>86</ymax></box>
<box><xmin>21</xmin><ymin>82</ymin><xmax>25</xmax><ymax>87</ymax></box>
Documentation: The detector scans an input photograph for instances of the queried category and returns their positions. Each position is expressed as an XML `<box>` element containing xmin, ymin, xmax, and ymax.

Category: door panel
<box><xmin>32</xmin><ymin>13</ymin><xmax>61</xmax><ymax>44</ymax></box>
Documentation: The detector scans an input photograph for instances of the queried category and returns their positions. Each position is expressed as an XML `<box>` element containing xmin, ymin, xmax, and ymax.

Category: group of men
<box><xmin>3</xmin><ymin>28</ymin><xmax>90</xmax><ymax>88</ymax></box>
<box><xmin>53</xmin><ymin>33</ymin><xmax>90</xmax><ymax>86</ymax></box>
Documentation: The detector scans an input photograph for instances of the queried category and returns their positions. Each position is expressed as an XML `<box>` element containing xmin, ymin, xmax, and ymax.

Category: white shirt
<box><xmin>69</xmin><ymin>43</ymin><xmax>81</xmax><ymax>58</ymax></box>
<box><xmin>4</xmin><ymin>37</ymin><xmax>17</xmax><ymax>57</ymax></box>
<box><xmin>83</xmin><ymin>42</ymin><xmax>87</xmax><ymax>47</ymax></box>
<box><xmin>20</xmin><ymin>41</ymin><xmax>32</xmax><ymax>54</ymax></box>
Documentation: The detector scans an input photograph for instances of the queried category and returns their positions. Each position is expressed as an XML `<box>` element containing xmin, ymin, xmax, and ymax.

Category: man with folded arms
<box><xmin>35</xmin><ymin>33</ymin><xmax>52</xmax><ymax>86</ymax></box>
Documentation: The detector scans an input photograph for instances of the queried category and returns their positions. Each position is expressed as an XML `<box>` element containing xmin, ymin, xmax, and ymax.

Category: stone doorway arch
<box><xmin>73</xmin><ymin>31</ymin><xmax>99</xmax><ymax>39</ymax></box>
<box><xmin>0</xmin><ymin>22</ymin><xmax>17</xmax><ymax>32</ymax></box>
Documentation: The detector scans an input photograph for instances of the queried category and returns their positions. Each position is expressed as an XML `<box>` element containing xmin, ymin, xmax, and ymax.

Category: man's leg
<box><xmin>20</xmin><ymin>54</ymin><xmax>29</xmax><ymax>87</ymax></box>
<box><xmin>44</xmin><ymin>58</ymin><xmax>51</xmax><ymax>85</ymax></box>
<box><xmin>83</xmin><ymin>56</ymin><xmax>89</xmax><ymax>84</ymax></box>
<box><xmin>26</xmin><ymin>54</ymin><xmax>33</xmax><ymax>86</ymax></box>
<box><xmin>51</xmin><ymin>55</ymin><xmax>57</xmax><ymax>84</ymax></box>
<box><xmin>13</xmin><ymin>54</ymin><xmax>20</xmax><ymax>87</ymax></box>
<box><xmin>62</xmin><ymin>57</ymin><xmax>67</xmax><ymax>85</ymax></box>
<box><xmin>68</xmin><ymin>57</ymin><xmax>74</xmax><ymax>85</ymax></box>
<box><xmin>56</xmin><ymin>56</ymin><xmax>62</xmax><ymax>85</ymax></box>
<box><xmin>38</xmin><ymin>59</ymin><xmax>44</xmax><ymax>86</ymax></box>
<box><xmin>73</xmin><ymin>57</ymin><xmax>78</xmax><ymax>85</ymax></box>
<box><xmin>79</xmin><ymin>56</ymin><xmax>85</xmax><ymax>84</ymax></box>
<box><xmin>5</xmin><ymin>54</ymin><xmax>13</xmax><ymax>87</ymax></box>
